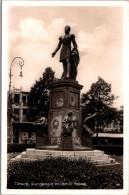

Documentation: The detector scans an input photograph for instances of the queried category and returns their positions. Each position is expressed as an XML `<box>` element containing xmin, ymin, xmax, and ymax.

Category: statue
<box><xmin>83</xmin><ymin>113</ymin><xmax>97</xmax><ymax>136</ymax></box>
<box><xmin>62</xmin><ymin>110</ymin><xmax>77</xmax><ymax>136</ymax></box>
<box><xmin>33</xmin><ymin>115</ymin><xmax>47</xmax><ymax>127</ymax></box>
<box><xmin>52</xmin><ymin>25</ymin><xmax>79</xmax><ymax>80</ymax></box>
<box><xmin>33</xmin><ymin>113</ymin><xmax>48</xmax><ymax>136</ymax></box>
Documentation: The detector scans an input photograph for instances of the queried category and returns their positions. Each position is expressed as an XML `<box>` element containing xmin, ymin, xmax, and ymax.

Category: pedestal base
<box><xmin>81</xmin><ymin>135</ymin><xmax>94</xmax><ymax>149</ymax></box>
<box><xmin>61</xmin><ymin>136</ymin><xmax>73</xmax><ymax>151</ymax></box>
<box><xmin>11</xmin><ymin>148</ymin><xmax>116</xmax><ymax>166</ymax></box>
<box><xmin>36</xmin><ymin>135</ymin><xmax>49</xmax><ymax>149</ymax></box>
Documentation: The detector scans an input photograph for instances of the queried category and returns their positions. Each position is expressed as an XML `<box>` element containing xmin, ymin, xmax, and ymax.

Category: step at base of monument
<box><xmin>86</xmin><ymin>154</ymin><xmax>109</xmax><ymax>161</ymax></box>
<box><xmin>11</xmin><ymin>148</ymin><xmax>116</xmax><ymax>165</ymax></box>
<box><xmin>92</xmin><ymin>158</ymin><xmax>115</xmax><ymax>165</ymax></box>
<box><xmin>11</xmin><ymin>154</ymin><xmax>37</xmax><ymax>162</ymax></box>
<box><xmin>25</xmin><ymin>148</ymin><xmax>104</xmax><ymax>156</ymax></box>
<box><xmin>36</xmin><ymin>145</ymin><xmax>93</xmax><ymax>151</ymax></box>
<box><xmin>96</xmin><ymin>162</ymin><xmax>120</xmax><ymax>167</ymax></box>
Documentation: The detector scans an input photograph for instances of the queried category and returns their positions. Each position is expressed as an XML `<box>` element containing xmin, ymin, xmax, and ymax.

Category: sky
<box><xmin>7</xmin><ymin>5</ymin><xmax>124</xmax><ymax>108</ymax></box>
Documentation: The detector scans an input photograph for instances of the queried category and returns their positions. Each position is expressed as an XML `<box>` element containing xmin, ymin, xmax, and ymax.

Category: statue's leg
<box><xmin>73</xmin><ymin>65</ymin><xmax>77</xmax><ymax>80</ymax></box>
<box><xmin>61</xmin><ymin>61</ymin><xmax>67</xmax><ymax>78</ymax></box>
<box><xmin>66</xmin><ymin>59</ymin><xmax>70</xmax><ymax>78</ymax></box>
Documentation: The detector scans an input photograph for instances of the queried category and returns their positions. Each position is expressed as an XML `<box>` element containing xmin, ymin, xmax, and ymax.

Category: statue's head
<box><xmin>68</xmin><ymin>110</ymin><xmax>73</xmax><ymax>116</ymax></box>
<box><xmin>64</xmin><ymin>25</ymin><xmax>71</xmax><ymax>34</ymax></box>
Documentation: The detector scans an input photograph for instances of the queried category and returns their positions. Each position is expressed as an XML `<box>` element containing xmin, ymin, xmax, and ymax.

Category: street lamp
<box><xmin>8</xmin><ymin>57</ymin><xmax>24</xmax><ymax>143</ymax></box>
<box><xmin>9</xmin><ymin>57</ymin><xmax>24</xmax><ymax>94</ymax></box>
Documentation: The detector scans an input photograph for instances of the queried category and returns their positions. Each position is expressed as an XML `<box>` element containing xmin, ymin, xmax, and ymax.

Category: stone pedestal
<box><xmin>61</xmin><ymin>136</ymin><xmax>73</xmax><ymax>151</ymax></box>
<box><xmin>81</xmin><ymin>135</ymin><xmax>94</xmax><ymax>149</ymax></box>
<box><xmin>34</xmin><ymin>125</ymin><xmax>49</xmax><ymax>149</ymax></box>
<box><xmin>48</xmin><ymin>79</ymin><xmax>83</xmax><ymax>147</ymax></box>
<box><xmin>12</xmin><ymin>148</ymin><xmax>116</xmax><ymax>165</ymax></box>
<box><xmin>36</xmin><ymin>135</ymin><xmax>48</xmax><ymax>149</ymax></box>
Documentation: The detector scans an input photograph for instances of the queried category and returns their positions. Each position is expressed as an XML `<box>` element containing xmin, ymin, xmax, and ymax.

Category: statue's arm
<box><xmin>71</xmin><ymin>34</ymin><xmax>77</xmax><ymax>49</ymax></box>
<box><xmin>62</xmin><ymin>116</ymin><xmax>68</xmax><ymax>123</ymax></box>
<box><xmin>84</xmin><ymin>113</ymin><xmax>97</xmax><ymax>124</ymax></box>
<box><xmin>52</xmin><ymin>37</ymin><xmax>62</xmax><ymax>57</ymax></box>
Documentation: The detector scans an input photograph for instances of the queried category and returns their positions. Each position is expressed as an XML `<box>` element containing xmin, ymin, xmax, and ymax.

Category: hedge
<box><xmin>93</xmin><ymin>137</ymin><xmax>123</xmax><ymax>145</ymax></box>
<box><xmin>7</xmin><ymin>143</ymin><xmax>36</xmax><ymax>153</ymax></box>
<box><xmin>93</xmin><ymin>137</ymin><xmax>123</xmax><ymax>155</ymax></box>
<box><xmin>7</xmin><ymin>157</ymin><xmax>123</xmax><ymax>189</ymax></box>
<box><xmin>94</xmin><ymin>145</ymin><xmax>123</xmax><ymax>155</ymax></box>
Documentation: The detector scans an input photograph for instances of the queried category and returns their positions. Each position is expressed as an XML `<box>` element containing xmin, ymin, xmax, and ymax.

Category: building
<box><xmin>102</xmin><ymin>120</ymin><xmax>121</xmax><ymax>133</ymax></box>
<box><xmin>102</xmin><ymin>107</ymin><xmax>123</xmax><ymax>133</ymax></box>
<box><xmin>8</xmin><ymin>87</ymin><xmax>36</xmax><ymax>143</ymax></box>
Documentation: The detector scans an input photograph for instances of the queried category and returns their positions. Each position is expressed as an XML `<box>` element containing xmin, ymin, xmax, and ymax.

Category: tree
<box><xmin>115</xmin><ymin>106</ymin><xmax>123</xmax><ymax>132</ymax></box>
<box><xmin>81</xmin><ymin>77</ymin><xmax>118</xmax><ymax>135</ymax></box>
<box><xmin>28</xmin><ymin>67</ymin><xmax>56</xmax><ymax>121</ymax></box>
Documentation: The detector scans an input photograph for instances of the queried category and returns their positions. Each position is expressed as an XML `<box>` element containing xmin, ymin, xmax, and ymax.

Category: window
<box><xmin>23</xmin><ymin>96</ymin><xmax>26</xmax><ymax>104</ymax></box>
<box><xmin>14</xmin><ymin>94</ymin><xmax>19</xmax><ymax>103</ymax></box>
<box><xmin>23</xmin><ymin>109</ymin><xmax>28</xmax><ymax>121</ymax></box>
<box><xmin>31</xmin><ymin>132</ymin><xmax>36</xmax><ymax>140</ymax></box>
<box><xmin>14</xmin><ymin>109</ymin><xmax>19</xmax><ymax>115</ymax></box>
<box><xmin>21</xmin><ymin>132</ymin><xmax>28</xmax><ymax>140</ymax></box>
<box><xmin>23</xmin><ymin>109</ymin><xmax>27</xmax><ymax>115</ymax></box>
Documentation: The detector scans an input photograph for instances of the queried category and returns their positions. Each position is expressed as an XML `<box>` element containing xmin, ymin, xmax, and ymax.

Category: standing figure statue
<box><xmin>52</xmin><ymin>25</ymin><xmax>79</xmax><ymax>80</ymax></box>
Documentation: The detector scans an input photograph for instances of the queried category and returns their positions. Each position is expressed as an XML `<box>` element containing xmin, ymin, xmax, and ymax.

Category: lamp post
<box><xmin>8</xmin><ymin>57</ymin><xmax>24</xmax><ymax>143</ymax></box>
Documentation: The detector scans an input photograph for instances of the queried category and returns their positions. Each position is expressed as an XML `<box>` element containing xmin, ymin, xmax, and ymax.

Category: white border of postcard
<box><xmin>1</xmin><ymin>1</ymin><xmax>129</xmax><ymax>195</ymax></box>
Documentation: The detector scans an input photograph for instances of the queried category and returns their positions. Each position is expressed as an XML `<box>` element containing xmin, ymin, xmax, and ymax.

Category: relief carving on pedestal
<box><xmin>70</xmin><ymin>92</ymin><xmax>78</xmax><ymax>107</ymax></box>
<box><xmin>52</xmin><ymin>92</ymin><xmax>64</xmax><ymax>108</ymax></box>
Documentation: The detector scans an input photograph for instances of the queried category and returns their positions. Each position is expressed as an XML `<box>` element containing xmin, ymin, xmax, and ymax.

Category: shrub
<box><xmin>94</xmin><ymin>145</ymin><xmax>123</xmax><ymax>155</ymax></box>
<box><xmin>93</xmin><ymin>137</ymin><xmax>123</xmax><ymax>155</ymax></box>
<box><xmin>7</xmin><ymin>157</ymin><xmax>123</xmax><ymax>189</ymax></box>
<box><xmin>7</xmin><ymin>143</ymin><xmax>36</xmax><ymax>153</ymax></box>
<box><xmin>93</xmin><ymin>137</ymin><xmax>123</xmax><ymax>146</ymax></box>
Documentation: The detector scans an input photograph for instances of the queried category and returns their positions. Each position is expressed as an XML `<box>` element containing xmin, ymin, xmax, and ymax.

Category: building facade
<box><xmin>8</xmin><ymin>87</ymin><xmax>36</xmax><ymax>143</ymax></box>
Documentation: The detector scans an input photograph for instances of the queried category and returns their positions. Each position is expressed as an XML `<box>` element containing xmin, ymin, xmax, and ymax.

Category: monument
<box><xmin>48</xmin><ymin>79</ymin><xmax>83</xmax><ymax>150</ymax></box>
<box><xmin>36</xmin><ymin>25</ymin><xmax>83</xmax><ymax>150</ymax></box>
<box><xmin>12</xmin><ymin>26</ymin><xmax>116</xmax><ymax>165</ymax></box>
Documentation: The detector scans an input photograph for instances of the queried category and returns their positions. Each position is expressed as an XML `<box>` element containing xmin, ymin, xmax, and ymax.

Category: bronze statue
<box><xmin>62</xmin><ymin>110</ymin><xmax>76</xmax><ymax>136</ymax></box>
<box><xmin>52</xmin><ymin>25</ymin><xmax>79</xmax><ymax>80</ymax></box>
<box><xmin>83</xmin><ymin>113</ymin><xmax>97</xmax><ymax>136</ymax></box>
<box><xmin>33</xmin><ymin>114</ymin><xmax>48</xmax><ymax>136</ymax></box>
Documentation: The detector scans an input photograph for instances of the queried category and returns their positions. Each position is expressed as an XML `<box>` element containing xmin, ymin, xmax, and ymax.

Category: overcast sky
<box><xmin>7</xmin><ymin>5</ymin><xmax>124</xmax><ymax>108</ymax></box>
